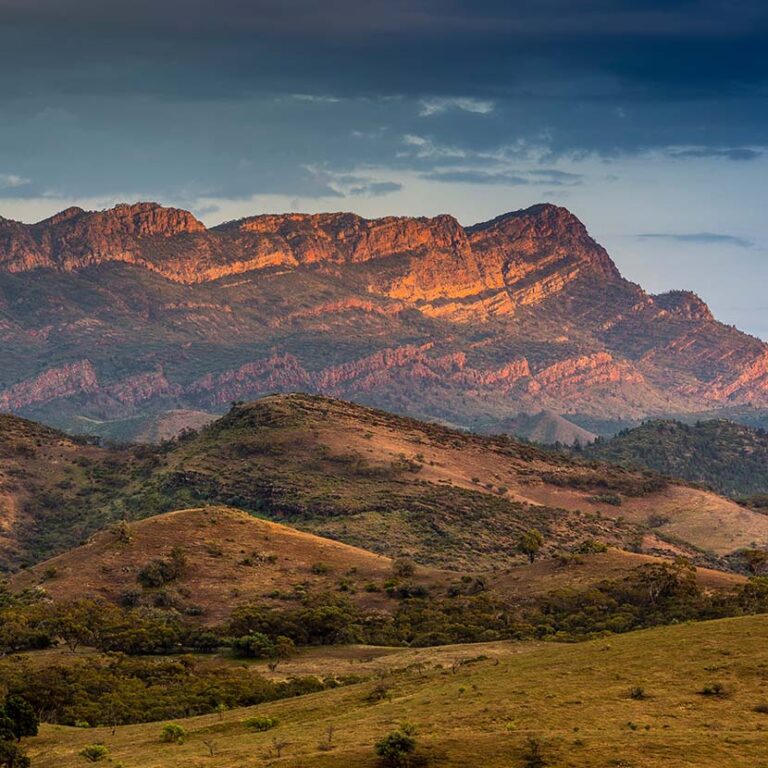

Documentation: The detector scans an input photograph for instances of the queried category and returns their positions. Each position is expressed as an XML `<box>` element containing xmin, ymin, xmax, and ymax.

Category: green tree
<box><xmin>517</xmin><ymin>529</ymin><xmax>544</xmax><ymax>563</ymax></box>
<box><xmin>374</xmin><ymin>724</ymin><xmax>417</xmax><ymax>767</ymax></box>
<box><xmin>160</xmin><ymin>723</ymin><xmax>187</xmax><ymax>744</ymax></box>
<box><xmin>0</xmin><ymin>699</ymin><xmax>37</xmax><ymax>742</ymax></box>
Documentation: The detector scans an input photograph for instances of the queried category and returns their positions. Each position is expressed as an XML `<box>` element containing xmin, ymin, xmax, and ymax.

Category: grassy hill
<box><xmin>2</xmin><ymin>394</ymin><xmax>767</xmax><ymax>574</ymax></box>
<box><xmin>11</xmin><ymin>506</ymin><xmax>742</xmax><ymax>625</ymax></box>
<box><xmin>24</xmin><ymin>613</ymin><xmax>768</xmax><ymax>767</ymax></box>
<box><xmin>584</xmin><ymin>419</ymin><xmax>768</xmax><ymax>497</ymax></box>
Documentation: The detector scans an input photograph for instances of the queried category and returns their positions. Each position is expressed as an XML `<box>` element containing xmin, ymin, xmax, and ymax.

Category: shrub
<box><xmin>521</xmin><ymin>737</ymin><xmax>547</xmax><ymax>768</ymax></box>
<box><xmin>366</xmin><ymin>683</ymin><xmax>391</xmax><ymax>704</ymax></box>
<box><xmin>374</xmin><ymin>724</ymin><xmax>417</xmax><ymax>767</ymax></box>
<box><xmin>245</xmin><ymin>715</ymin><xmax>278</xmax><ymax>732</ymax></box>
<box><xmin>160</xmin><ymin>723</ymin><xmax>187</xmax><ymax>744</ymax></box>
<box><xmin>79</xmin><ymin>744</ymin><xmax>109</xmax><ymax>762</ymax></box>
<box><xmin>231</xmin><ymin>632</ymin><xmax>274</xmax><ymax>658</ymax></box>
<box><xmin>575</xmin><ymin>539</ymin><xmax>608</xmax><ymax>555</ymax></box>
<box><xmin>392</xmin><ymin>558</ymin><xmax>416</xmax><ymax>579</ymax></box>
<box><xmin>137</xmin><ymin>547</ymin><xmax>187</xmax><ymax>588</ymax></box>
<box><xmin>310</xmin><ymin>562</ymin><xmax>330</xmax><ymax>575</ymax></box>
<box><xmin>586</xmin><ymin>492</ymin><xmax>617</xmax><ymax>506</ymax></box>
<box><xmin>700</xmin><ymin>682</ymin><xmax>727</xmax><ymax>697</ymax></box>
<box><xmin>753</xmin><ymin>702</ymin><xmax>768</xmax><ymax>714</ymax></box>
<box><xmin>0</xmin><ymin>742</ymin><xmax>30</xmax><ymax>768</ymax></box>
<box><xmin>629</xmin><ymin>686</ymin><xmax>647</xmax><ymax>700</ymax></box>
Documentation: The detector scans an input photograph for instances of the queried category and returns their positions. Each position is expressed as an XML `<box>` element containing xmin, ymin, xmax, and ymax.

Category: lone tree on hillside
<box><xmin>517</xmin><ymin>528</ymin><xmax>544</xmax><ymax>563</ymax></box>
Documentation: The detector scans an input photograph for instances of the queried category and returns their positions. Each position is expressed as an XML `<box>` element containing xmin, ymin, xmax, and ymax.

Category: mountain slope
<box><xmin>0</xmin><ymin>202</ymin><xmax>767</xmax><ymax>431</ymax></box>
<box><xmin>584</xmin><ymin>419</ymin><xmax>768</xmax><ymax>497</ymax></box>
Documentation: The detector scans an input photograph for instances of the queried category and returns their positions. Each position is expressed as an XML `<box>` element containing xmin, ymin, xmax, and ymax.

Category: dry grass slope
<box><xmin>25</xmin><ymin>613</ymin><xmax>768</xmax><ymax>767</ymax></box>
<box><xmin>11</xmin><ymin>506</ymin><xmax>743</xmax><ymax>623</ymax></box>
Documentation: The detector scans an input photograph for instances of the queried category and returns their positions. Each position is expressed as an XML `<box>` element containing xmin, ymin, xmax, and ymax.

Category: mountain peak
<box><xmin>36</xmin><ymin>206</ymin><xmax>86</xmax><ymax>227</ymax></box>
<box><xmin>654</xmin><ymin>290</ymin><xmax>714</xmax><ymax>321</ymax></box>
<box><xmin>468</xmin><ymin>203</ymin><xmax>584</xmax><ymax>234</ymax></box>
<box><xmin>93</xmin><ymin>202</ymin><xmax>207</xmax><ymax>236</ymax></box>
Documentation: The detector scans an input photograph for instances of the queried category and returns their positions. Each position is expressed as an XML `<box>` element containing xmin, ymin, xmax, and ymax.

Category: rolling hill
<box><xmin>584</xmin><ymin>419</ymin><xmax>768</xmax><ymax>497</ymax></box>
<box><xmin>494</xmin><ymin>410</ymin><xmax>597</xmax><ymax>445</ymax></box>
<box><xmin>11</xmin><ymin>505</ymin><xmax>742</xmax><ymax>624</ymax></box>
<box><xmin>1</xmin><ymin>394</ymin><xmax>766</xmax><ymax>575</ymax></box>
<box><xmin>1</xmin><ymin>202</ymin><xmax>768</xmax><ymax>435</ymax></box>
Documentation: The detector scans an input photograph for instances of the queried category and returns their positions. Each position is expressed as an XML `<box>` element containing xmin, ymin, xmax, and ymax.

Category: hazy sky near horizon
<box><xmin>0</xmin><ymin>0</ymin><xmax>766</xmax><ymax>338</ymax></box>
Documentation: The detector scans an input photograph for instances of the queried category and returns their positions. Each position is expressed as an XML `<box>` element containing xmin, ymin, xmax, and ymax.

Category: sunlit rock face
<box><xmin>0</xmin><ymin>201</ymin><xmax>766</xmax><ymax>429</ymax></box>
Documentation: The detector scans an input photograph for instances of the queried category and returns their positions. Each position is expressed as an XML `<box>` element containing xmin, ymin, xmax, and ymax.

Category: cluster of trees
<box><xmin>0</xmin><ymin>655</ymin><xmax>333</xmax><ymax>728</ymax></box>
<box><xmin>0</xmin><ymin>597</ymin><xmax>217</xmax><ymax>656</ymax></box>
<box><xmin>0</xmin><ymin>696</ymin><xmax>37</xmax><ymax>768</ymax></box>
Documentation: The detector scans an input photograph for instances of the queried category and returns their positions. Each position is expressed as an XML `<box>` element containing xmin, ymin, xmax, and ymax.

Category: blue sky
<box><xmin>1</xmin><ymin>0</ymin><xmax>766</xmax><ymax>338</ymax></box>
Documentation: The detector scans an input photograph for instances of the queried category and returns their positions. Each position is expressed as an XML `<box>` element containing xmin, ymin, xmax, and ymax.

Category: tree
<box><xmin>517</xmin><ymin>529</ymin><xmax>544</xmax><ymax>563</ymax></box>
<box><xmin>231</xmin><ymin>632</ymin><xmax>274</xmax><ymax>659</ymax></box>
<box><xmin>160</xmin><ymin>724</ymin><xmax>187</xmax><ymax>744</ymax></box>
<box><xmin>0</xmin><ymin>699</ymin><xmax>37</xmax><ymax>742</ymax></box>
<box><xmin>374</xmin><ymin>724</ymin><xmax>417</xmax><ymax>767</ymax></box>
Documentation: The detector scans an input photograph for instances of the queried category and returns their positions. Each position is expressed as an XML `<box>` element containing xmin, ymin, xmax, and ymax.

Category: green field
<box><xmin>26</xmin><ymin>614</ymin><xmax>768</xmax><ymax>767</ymax></box>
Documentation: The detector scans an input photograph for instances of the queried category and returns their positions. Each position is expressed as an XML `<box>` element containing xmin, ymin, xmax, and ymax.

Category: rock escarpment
<box><xmin>0</xmin><ymin>201</ymin><xmax>765</xmax><ymax>430</ymax></box>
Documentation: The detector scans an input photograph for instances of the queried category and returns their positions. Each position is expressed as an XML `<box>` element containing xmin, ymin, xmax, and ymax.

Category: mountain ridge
<box><xmin>0</xmin><ymin>201</ymin><xmax>766</xmax><ymax>427</ymax></box>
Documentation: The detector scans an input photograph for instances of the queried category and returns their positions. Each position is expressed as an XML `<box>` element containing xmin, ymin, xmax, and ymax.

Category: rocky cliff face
<box><xmin>0</xmin><ymin>201</ymin><xmax>765</xmax><ymax>429</ymax></box>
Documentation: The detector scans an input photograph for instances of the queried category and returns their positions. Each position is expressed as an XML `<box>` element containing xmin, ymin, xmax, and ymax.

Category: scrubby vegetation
<box><xmin>0</xmin><ymin>395</ymin><xmax>693</xmax><ymax>573</ymax></box>
<box><xmin>584</xmin><ymin>418</ymin><xmax>768</xmax><ymax>497</ymax></box>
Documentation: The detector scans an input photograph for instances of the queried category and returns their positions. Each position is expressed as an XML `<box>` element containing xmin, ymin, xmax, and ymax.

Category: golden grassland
<box><xmin>27</xmin><ymin>614</ymin><xmax>768</xmax><ymax>767</ymax></box>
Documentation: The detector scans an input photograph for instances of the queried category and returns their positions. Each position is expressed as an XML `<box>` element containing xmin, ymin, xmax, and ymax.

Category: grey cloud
<box><xmin>421</xmin><ymin>170</ymin><xmax>531</xmax><ymax>185</ymax></box>
<box><xmin>420</xmin><ymin>168</ymin><xmax>583</xmax><ymax>186</ymax></box>
<box><xmin>348</xmin><ymin>181</ymin><xmax>403</xmax><ymax>197</ymax></box>
<box><xmin>636</xmin><ymin>232</ymin><xmax>754</xmax><ymax>248</ymax></box>
<box><xmin>668</xmin><ymin>147</ymin><xmax>763</xmax><ymax>161</ymax></box>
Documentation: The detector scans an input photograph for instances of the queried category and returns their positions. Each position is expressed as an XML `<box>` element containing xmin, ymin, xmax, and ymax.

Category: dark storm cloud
<box><xmin>0</xmin><ymin>0</ymin><xmax>767</xmax><ymax>202</ymax></box>
<box><xmin>637</xmin><ymin>233</ymin><xmax>754</xmax><ymax>248</ymax></box>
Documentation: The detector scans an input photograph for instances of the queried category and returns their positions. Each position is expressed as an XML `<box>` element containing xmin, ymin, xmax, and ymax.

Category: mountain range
<box><xmin>1</xmin><ymin>201</ymin><xmax>767</xmax><ymax>435</ymax></box>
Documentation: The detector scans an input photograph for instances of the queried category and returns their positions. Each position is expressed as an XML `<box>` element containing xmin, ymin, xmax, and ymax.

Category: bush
<box><xmin>392</xmin><ymin>558</ymin><xmax>416</xmax><ymax>579</ymax></box>
<box><xmin>0</xmin><ymin>742</ymin><xmax>30</xmax><ymax>768</ymax></box>
<box><xmin>521</xmin><ymin>737</ymin><xmax>547</xmax><ymax>768</ymax></box>
<box><xmin>753</xmin><ymin>702</ymin><xmax>768</xmax><ymax>714</ymax></box>
<box><xmin>374</xmin><ymin>724</ymin><xmax>417</xmax><ymax>767</ymax></box>
<box><xmin>629</xmin><ymin>686</ymin><xmax>647</xmax><ymax>700</ymax></box>
<box><xmin>575</xmin><ymin>539</ymin><xmax>608</xmax><ymax>555</ymax></box>
<box><xmin>231</xmin><ymin>632</ymin><xmax>274</xmax><ymax>658</ymax></box>
<box><xmin>245</xmin><ymin>715</ymin><xmax>278</xmax><ymax>731</ymax></box>
<box><xmin>700</xmin><ymin>682</ymin><xmax>727</xmax><ymax>697</ymax></box>
<box><xmin>137</xmin><ymin>547</ymin><xmax>187</xmax><ymax>588</ymax></box>
<box><xmin>160</xmin><ymin>723</ymin><xmax>187</xmax><ymax>744</ymax></box>
<box><xmin>590</xmin><ymin>493</ymin><xmax>622</xmax><ymax>506</ymax></box>
<box><xmin>79</xmin><ymin>744</ymin><xmax>109</xmax><ymax>762</ymax></box>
